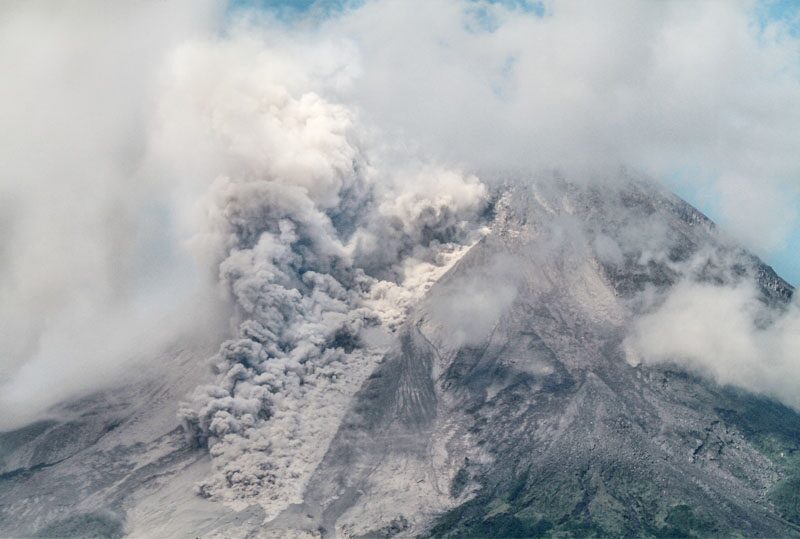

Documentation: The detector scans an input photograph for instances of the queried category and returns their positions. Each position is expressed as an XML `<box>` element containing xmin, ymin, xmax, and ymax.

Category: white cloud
<box><xmin>0</xmin><ymin>0</ymin><xmax>223</xmax><ymax>429</ymax></box>
<box><xmin>714</xmin><ymin>174</ymin><xmax>799</xmax><ymax>254</ymax></box>
<box><xmin>429</xmin><ymin>260</ymin><xmax>519</xmax><ymax>347</ymax></box>
<box><xmin>310</xmin><ymin>0</ymin><xmax>800</xmax><ymax>253</ymax></box>
<box><xmin>143</xmin><ymin>21</ymin><xmax>491</xmax><ymax>514</ymax></box>
<box><xmin>628</xmin><ymin>279</ymin><xmax>800</xmax><ymax>410</ymax></box>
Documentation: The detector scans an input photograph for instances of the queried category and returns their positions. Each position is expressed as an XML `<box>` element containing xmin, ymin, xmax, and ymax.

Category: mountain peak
<box><xmin>2</xmin><ymin>178</ymin><xmax>799</xmax><ymax>538</ymax></box>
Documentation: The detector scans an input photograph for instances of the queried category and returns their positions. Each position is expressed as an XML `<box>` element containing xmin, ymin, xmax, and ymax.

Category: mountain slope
<box><xmin>265</xmin><ymin>179</ymin><xmax>799</xmax><ymax>537</ymax></box>
<box><xmin>0</xmin><ymin>340</ymin><xmax>263</xmax><ymax>538</ymax></box>
<box><xmin>1</xmin><ymin>178</ymin><xmax>799</xmax><ymax>538</ymax></box>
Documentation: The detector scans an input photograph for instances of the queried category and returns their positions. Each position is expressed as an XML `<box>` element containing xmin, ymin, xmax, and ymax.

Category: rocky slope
<box><xmin>265</xmin><ymin>179</ymin><xmax>800</xmax><ymax>537</ymax></box>
<box><xmin>1</xmin><ymin>177</ymin><xmax>799</xmax><ymax>538</ymax></box>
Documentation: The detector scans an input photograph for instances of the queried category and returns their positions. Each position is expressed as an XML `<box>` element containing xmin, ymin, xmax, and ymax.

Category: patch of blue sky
<box><xmin>666</xmin><ymin>169</ymin><xmax>727</xmax><ymax>235</ymax></box>
<box><xmin>772</xmin><ymin>228</ymin><xmax>800</xmax><ymax>287</ymax></box>
<box><xmin>226</xmin><ymin>0</ymin><xmax>363</xmax><ymax>23</ymax></box>
<box><xmin>474</xmin><ymin>0</ymin><xmax>545</xmax><ymax>16</ymax></box>
<box><xmin>753</xmin><ymin>0</ymin><xmax>800</xmax><ymax>37</ymax></box>
<box><xmin>229</xmin><ymin>0</ymin><xmax>545</xmax><ymax>30</ymax></box>
<box><xmin>667</xmin><ymin>170</ymin><xmax>800</xmax><ymax>287</ymax></box>
<box><xmin>668</xmin><ymin>0</ymin><xmax>800</xmax><ymax>286</ymax></box>
<box><xmin>465</xmin><ymin>0</ymin><xmax>545</xmax><ymax>33</ymax></box>
<box><xmin>490</xmin><ymin>54</ymin><xmax>518</xmax><ymax>99</ymax></box>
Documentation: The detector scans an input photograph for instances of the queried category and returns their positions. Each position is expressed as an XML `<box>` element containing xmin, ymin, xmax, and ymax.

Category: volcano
<box><xmin>2</xmin><ymin>178</ymin><xmax>799</xmax><ymax>538</ymax></box>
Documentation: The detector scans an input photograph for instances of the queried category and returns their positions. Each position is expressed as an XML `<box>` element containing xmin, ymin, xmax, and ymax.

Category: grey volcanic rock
<box><xmin>2</xmin><ymin>177</ymin><xmax>799</xmax><ymax>538</ymax></box>
<box><xmin>0</xmin><ymin>341</ymin><xmax>266</xmax><ymax>539</ymax></box>
<box><xmin>266</xmin><ymin>179</ymin><xmax>799</xmax><ymax>537</ymax></box>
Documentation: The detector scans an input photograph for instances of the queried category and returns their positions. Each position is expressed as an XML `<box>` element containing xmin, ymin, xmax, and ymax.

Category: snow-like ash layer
<box><xmin>166</xmin><ymin>36</ymin><xmax>488</xmax><ymax>514</ymax></box>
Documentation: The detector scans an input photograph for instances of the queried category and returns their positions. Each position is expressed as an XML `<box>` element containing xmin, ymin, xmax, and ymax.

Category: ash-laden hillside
<box><xmin>267</xmin><ymin>179</ymin><xmax>800</xmax><ymax>538</ymax></box>
<box><xmin>2</xmin><ymin>178</ymin><xmax>800</xmax><ymax>538</ymax></box>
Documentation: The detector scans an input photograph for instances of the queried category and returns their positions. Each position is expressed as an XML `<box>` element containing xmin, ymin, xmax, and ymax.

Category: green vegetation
<box><xmin>450</xmin><ymin>467</ymin><xmax>470</xmax><ymax>498</ymax></box>
<box><xmin>429</xmin><ymin>501</ymin><xmax>553</xmax><ymax>539</ymax></box>
<box><xmin>428</xmin><ymin>384</ymin><xmax>800</xmax><ymax>537</ymax></box>
<box><xmin>660</xmin><ymin>504</ymin><xmax>716</xmax><ymax>538</ymax></box>
<box><xmin>716</xmin><ymin>390</ymin><xmax>800</xmax><ymax>528</ymax></box>
<box><xmin>771</xmin><ymin>477</ymin><xmax>800</xmax><ymax>526</ymax></box>
<box><xmin>34</xmin><ymin>512</ymin><xmax>124</xmax><ymax>538</ymax></box>
<box><xmin>428</xmin><ymin>472</ymin><xmax>601</xmax><ymax>538</ymax></box>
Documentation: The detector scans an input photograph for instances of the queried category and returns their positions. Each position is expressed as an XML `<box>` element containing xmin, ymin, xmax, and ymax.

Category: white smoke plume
<box><xmin>155</xmin><ymin>30</ymin><xmax>488</xmax><ymax>511</ymax></box>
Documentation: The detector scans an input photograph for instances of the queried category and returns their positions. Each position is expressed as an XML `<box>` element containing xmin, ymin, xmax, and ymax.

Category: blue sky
<box><xmin>669</xmin><ymin>0</ymin><xmax>800</xmax><ymax>285</ymax></box>
<box><xmin>227</xmin><ymin>0</ymin><xmax>800</xmax><ymax>285</ymax></box>
<box><xmin>669</xmin><ymin>177</ymin><xmax>800</xmax><ymax>285</ymax></box>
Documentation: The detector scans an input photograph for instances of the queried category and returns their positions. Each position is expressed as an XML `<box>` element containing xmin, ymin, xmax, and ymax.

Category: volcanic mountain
<box><xmin>2</xmin><ymin>178</ymin><xmax>799</xmax><ymax>538</ymax></box>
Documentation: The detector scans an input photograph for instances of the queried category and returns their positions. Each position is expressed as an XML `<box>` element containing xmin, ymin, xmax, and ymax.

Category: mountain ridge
<box><xmin>1</xmin><ymin>177</ymin><xmax>799</xmax><ymax>538</ymax></box>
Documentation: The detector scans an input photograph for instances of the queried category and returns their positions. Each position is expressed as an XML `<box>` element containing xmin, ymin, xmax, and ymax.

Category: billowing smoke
<box><xmin>156</xmin><ymin>31</ymin><xmax>488</xmax><ymax>511</ymax></box>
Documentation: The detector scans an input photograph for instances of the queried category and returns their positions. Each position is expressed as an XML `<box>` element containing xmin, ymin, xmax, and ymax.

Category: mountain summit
<box><xmin>2</xmin><ymin>178</ymin><xmax>799</xmax><ymax>538</ymax></box>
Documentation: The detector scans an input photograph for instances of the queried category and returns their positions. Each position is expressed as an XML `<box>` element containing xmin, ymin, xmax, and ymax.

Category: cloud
<box><xmin>0</xmin><ymin>0</ymin><xmax>223</xmax><ymax>430</ymax></box>
<box><xmin>714</xmin><ymin>174</ymin><xmax>799</xmax><ymax>253</ymax></box>
<box><xmin>308</xmin><ymin>0</ymin><xmax>800</xmax><ymax>255</ymax></box>
<box><xmin>428</xmin><ymin>262</ymin><xmax>519</xmax><ymax>347</ymax></box>
<box><xmin>627</xmin><ymin>278</ymin><xmax>800</xmax><ymax>411</ymax></box>
<box><xmin>154</xmin><ymin>26</ymin><xmax>489</xmax><ymax>513</ymax></box>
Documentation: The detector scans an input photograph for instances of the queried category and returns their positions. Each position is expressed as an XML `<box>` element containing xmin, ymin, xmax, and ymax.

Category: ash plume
<box><xmin>165</xmin><ymin>33</ymin><xmax>488</xmax><ymax>509</ymax></box>
<box><xmin>2</xmin><ymin>1</ymin><xmax>800</xmax><ymax>526</ymax></box>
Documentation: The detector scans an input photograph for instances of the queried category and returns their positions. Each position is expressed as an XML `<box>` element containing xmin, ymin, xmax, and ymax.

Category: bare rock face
<box><xmin>2</xmin><ymin>177</ymin><xmax>799</xmax><ymax>538</ymax></box>
<box><xmin>266</xmin><ymin>179</ymin><xmax>799</xmax><ymax>537</ymax></box>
